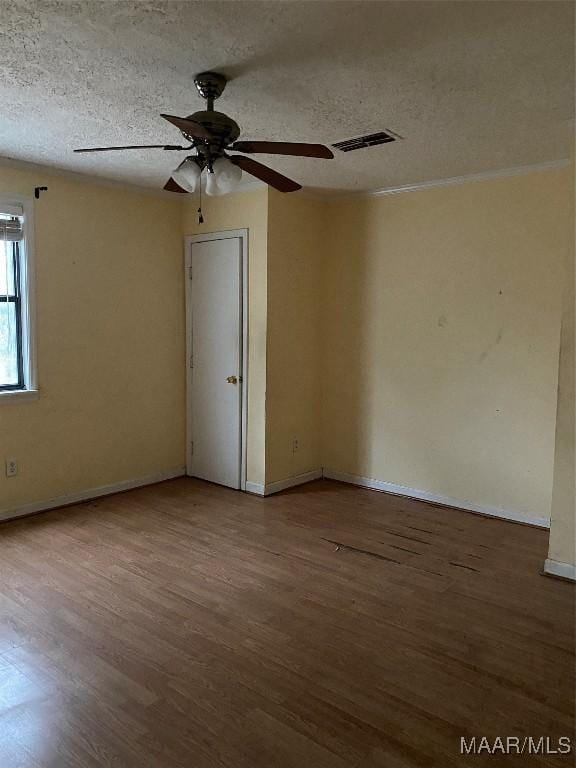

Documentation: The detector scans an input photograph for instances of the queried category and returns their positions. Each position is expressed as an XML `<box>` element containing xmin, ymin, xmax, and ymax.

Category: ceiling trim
<box><xmin>1</xmin><ymin>154</ymin><xmax>570</xmax><ymax>202</ymax></box>
<box><xmin>303</xmin><ymin>158</ymin><xmax>572</xmax><ymax>201</ymax></box>
<box><xmin>362</xmin><ymin>158</ymin><xmax>572</xmax><ymax>199</ymax></box>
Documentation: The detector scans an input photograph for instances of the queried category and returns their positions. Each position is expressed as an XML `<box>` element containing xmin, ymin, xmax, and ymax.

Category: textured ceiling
<box><xmin>1</xmin><ymin>1</ymin><xmax>574</xmax><ymax>193</ymax></box>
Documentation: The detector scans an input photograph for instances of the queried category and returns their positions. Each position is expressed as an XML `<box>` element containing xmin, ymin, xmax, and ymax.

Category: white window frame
<box><xmin>0</xmin><ymin>194</ymin><xmax>37</xmax><ymax>402</ymax></box>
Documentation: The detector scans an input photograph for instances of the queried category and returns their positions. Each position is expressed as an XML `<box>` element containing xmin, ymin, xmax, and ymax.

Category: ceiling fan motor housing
<box><xmin>185</xmin><ymin>110</ymin><xmax>241</xmax><ymax>155</ymax></box>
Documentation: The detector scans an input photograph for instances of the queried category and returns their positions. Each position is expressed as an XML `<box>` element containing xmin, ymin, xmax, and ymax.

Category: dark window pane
<box><xmin>0</xmin><ymin>302</ymin><xmax>19</xmax><ymax>386</ymax></box>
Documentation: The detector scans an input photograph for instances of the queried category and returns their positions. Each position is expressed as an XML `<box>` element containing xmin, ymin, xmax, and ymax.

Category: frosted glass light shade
<box><xmin>172</xmin><ymin>159</ymin><xmax>201</xmax><ymax>192</ymax></box>
<box><xmin>212</xmin><ymin>157</ymin><xmax>242</xmax><ymax>193</ymax></box>
<box><xmin>205</xmin><ymin>171</ymin><xmax>222</xmax><ymax>196</ymax></box>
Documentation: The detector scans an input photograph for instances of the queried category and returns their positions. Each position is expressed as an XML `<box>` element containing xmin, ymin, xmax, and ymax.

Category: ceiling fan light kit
<box><xmin>172</xmin><ymin>158</ymin><xmax>201</xmax><ymax>193</ymax></box>
<box><xmin>172</xmin><ymin>156</ymin><xmax>243</xmax><ymax>199</ymax></box>
<box><xmin>209</xmin><ymin>157</ymin><xmax>243</xmax><ymax>195</ymax></box>
<box><xmin>74</xmin><ymin>70</ymin><xmax>334</xmax><ymax>207</ymax></box>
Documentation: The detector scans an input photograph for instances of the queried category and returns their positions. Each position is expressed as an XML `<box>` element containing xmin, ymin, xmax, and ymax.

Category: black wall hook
<box><xmin>34</xmin><ymin>186</ymin><xmax>48</xmax><ymax>199</ymax></box>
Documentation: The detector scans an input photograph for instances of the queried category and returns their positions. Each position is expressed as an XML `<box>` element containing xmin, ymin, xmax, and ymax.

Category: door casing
<box><xmin>185</xmin><ymin>229</ymin><xmax>249</xmax><ymax>490</ymax></box>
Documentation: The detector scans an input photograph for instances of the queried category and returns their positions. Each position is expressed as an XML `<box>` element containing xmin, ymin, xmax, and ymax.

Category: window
<box><xmin>0</xmin><ymin>200</ymin><xmax>35</xmax><ymax>396</ymax></box>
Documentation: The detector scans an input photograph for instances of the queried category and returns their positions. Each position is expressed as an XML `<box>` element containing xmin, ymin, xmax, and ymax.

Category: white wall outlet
<box><xmin>5</xmin><ymin>459</ymin><xmax>18</xmax><ymax>477</ymax></box>
<box><xmin>292</xmin><ymin>437</ymin><xmax>299</xmax><ymax>453</ymax></box>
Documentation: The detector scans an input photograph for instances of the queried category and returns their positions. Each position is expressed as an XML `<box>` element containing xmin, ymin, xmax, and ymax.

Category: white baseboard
<box><xmin>544</xmin><ymin>558</ymin><xmax>576</xmax><ymax>582</ymax></box>
<box><xmin>323</xmin><ymin>469</ymin><xmax>550</xmax><ymax>529</ymax></box>
<box><xmin>2</xmin><ymin>464</ymin><xmax>552</xmax><ymax>534</ymax></box>
<box><xmin>245</xmin><ymin>469</ymin><xmax>323</xmax><ymax>497</ymax></box>
<box><xmin>0</xmin><ymin>467</ymin><xmax>186</xmax><ymax>523</ymax></box>
<box><xmin>265</xmin><ymin>469</ymin><xmax>323</xmax><ymax>495</ymax></box>
<box><xmin>245</xmin><ymin>481</ymin><xmax>266</xmax><ymax>495</ymax></box>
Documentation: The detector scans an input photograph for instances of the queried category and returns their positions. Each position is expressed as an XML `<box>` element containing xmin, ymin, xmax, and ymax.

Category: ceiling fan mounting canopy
<box><xmin>73</xmin><ymin>69</ymin><xmax>334</xmax><ymax>195</ymax></box>
<box><xmin>193</xmin><ymin>71</ymin><xmax>228</xmax><ymax>104</ymax></box>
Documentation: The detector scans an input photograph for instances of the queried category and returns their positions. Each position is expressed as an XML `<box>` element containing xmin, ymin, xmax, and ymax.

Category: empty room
<box><xmin>1</xmin><ymin>1</ymin><xmax>574</xmax><ymax>766</ymax></box>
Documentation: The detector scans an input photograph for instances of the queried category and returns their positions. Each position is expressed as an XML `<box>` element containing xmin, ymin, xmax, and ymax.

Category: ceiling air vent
<box><xmin>332</xmin><ymin>130</ymin><xmax>400</xmax><ymax>152</ymax></box>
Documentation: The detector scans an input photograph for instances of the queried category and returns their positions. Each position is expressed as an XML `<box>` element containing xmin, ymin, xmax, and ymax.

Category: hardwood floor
<box><xmin>0</xmin><ymin>478</ymin><xmax>574</xmax><ymax>768</ymax></box>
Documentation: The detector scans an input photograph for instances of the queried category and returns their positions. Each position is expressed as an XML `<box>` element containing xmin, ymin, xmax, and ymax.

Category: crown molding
<box><xmin>1</xmin><ymin>154</ymin><xmax>571</xmax><ymax>202</ymax></box>
<box><xmin>306</xmin><ymin>158</ymin><xmax>572</xmax><ymax>201</ymax></box>
<box><xmin>362</xmin><ymin>158</ymin><xmax>572</xmax><ymax>199</ymax></box>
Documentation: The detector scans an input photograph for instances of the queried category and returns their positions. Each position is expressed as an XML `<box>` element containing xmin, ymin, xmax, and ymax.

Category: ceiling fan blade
<box><xmin>229</xmin><ymin>155</ymin><xmax>302</xmax><ymax>193</ymax></box>
<box><xmin>74</xmin><ymin>144</ymin><xmax>186</xmax><ymax>153</ymax></box>
<box><xmin>163</xmin><ymin>178</ymin><xmax>188</xmax><ymax>193</ymax></box>
<box><xmin>231</xmin><ymin>141</ymin><xmax>334</xmax><ymax>159</ymax></box>
<box><xmin>161</xmin><ymin>114</ymin><xmax>213</xmax><ymax>140</ymax></box>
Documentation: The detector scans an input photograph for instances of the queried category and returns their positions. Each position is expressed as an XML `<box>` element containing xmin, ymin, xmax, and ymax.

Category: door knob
<box><xmin>226</xmin><ymin>375</ymin><xmax>238</xmax><ymax>384</ymax></box>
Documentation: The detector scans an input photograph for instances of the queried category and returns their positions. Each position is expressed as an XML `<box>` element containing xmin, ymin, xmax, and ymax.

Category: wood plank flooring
<box><xmin>0</xmin><ymin>478</ymin><xmax>574</xmax><ymax>767</ymax></box>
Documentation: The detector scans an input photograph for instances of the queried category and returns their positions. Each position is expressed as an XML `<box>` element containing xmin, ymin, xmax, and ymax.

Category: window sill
<box><xmin>0</xmin><ymin>389</ymin><xmax>39</xmax><ymax>404</ymax></box>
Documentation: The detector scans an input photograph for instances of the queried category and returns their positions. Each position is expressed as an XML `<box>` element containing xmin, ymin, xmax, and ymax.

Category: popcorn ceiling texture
<box><xmin>1</xmin><ymin>0</ymin><xmax>574</xmax><ymax>192</ymax></box>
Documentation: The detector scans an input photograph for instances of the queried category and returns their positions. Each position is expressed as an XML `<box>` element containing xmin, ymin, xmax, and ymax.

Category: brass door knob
<box><xmin>226</xmin><ymin>375</ymin><xmax>238</xmax><ymax>384</ymax></box>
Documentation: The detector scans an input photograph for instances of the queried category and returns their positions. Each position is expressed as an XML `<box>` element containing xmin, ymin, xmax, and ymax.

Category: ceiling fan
<box><xmin>74</xmin><ymin>71</ymin><xmax>334</xmax><ymax>196</ymax></box>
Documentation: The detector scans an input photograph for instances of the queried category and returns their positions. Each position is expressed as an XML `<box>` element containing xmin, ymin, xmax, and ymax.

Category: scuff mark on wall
<box><xmin>478</xmin><ymin>327</ymin><xmax>504</xmax><ymax>363</ymax></box>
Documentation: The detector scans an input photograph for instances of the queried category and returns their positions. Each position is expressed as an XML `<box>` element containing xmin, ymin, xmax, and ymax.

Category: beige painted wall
<box><xmin>265</xmin><ymin>190</ymin><xmax>326</xmax><ymax>484</ymax></box>
<box><xmin>548</xmin><ymin>181</ymin><xmax>575</xmax><ymax>566</ymax></box>
<box><xmin>322</xmin><ymin>167</ymin><xmax>571</xmax><ymax>520</ymax></box>
<box><xmin>0</xmin><ymin>167</ymin><xmax>185</xmax><ymax>513</ymax></box>
<box><xmin>1</xmin><ymin>161</ymin><xmax>570</xmax><ymax>532</ymax></box>
<box><xmin>182</xmin><ymin>188</ymin><xmax>269</xmax><ymax>486</ymax></box>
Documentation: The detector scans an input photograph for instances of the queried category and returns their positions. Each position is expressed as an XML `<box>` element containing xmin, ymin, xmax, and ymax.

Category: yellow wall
<box><xmin>182</xmin><ymin>187</ymin><xmax>269</xmax><ymax>486</ymax></box>
<box><xmin>265</xmin><ymin>191</ymin><xmax>326</xmax><ymax>483</ymax></box>
<box><xmin>1</xmin><ymin>162</ymin><xmax>570</xmax><ymax>530</ymax></box>
<box><xmin>0</xmin><ymin>167</ymin><xmax>185</xmax><ymax>513</ymax></box>
<box><xmin>548</xmin><ymin>188</ymin><xmax>575</xmax><ymax>566</ymax></box>
<box><xmin>322</xmin><ymin>168</ymin><xmax>571</xmax><ymax>520</ymax></box>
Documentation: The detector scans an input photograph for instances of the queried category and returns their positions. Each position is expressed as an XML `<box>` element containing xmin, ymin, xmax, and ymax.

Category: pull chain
<box><xmin>197</xmin><ymin>175</ymin><xmax>204</xmax><ymax>224</ymax></box>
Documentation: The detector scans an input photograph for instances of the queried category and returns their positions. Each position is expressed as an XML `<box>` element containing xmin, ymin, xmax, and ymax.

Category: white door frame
<box><xmin>185</xmin><ymin>229</ymin><xmax>249</xmax><ymax>490</ymax></box>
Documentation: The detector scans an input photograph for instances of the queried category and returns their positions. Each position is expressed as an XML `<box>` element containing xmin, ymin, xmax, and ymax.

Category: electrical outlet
<box><xmin>292</xmin><ymin>437</ymin><xmax>299</xmax><ymax>453</ymax></box>
<box><xmin>5</xmin><ymin>459</ymin><xmax>18</xmax><ymax>477</ymax></box>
